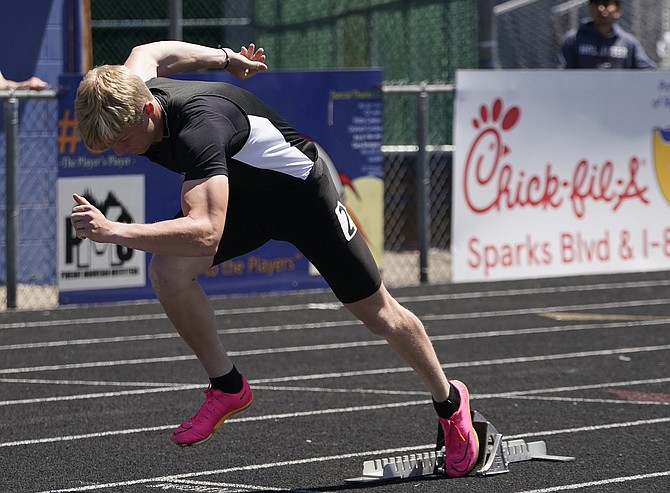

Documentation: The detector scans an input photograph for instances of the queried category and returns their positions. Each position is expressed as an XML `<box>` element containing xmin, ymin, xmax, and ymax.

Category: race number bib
<box><xmin>335</xmin><ymin>201</ymin><xmax>357</xmax><ymax>241</ymax></box>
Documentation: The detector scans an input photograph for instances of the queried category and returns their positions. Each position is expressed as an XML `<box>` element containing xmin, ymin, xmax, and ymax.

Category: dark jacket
<box><xmin>558</xmin><ymin>20</ymin><xmax>656</xmax><ymax>69</ymax></box>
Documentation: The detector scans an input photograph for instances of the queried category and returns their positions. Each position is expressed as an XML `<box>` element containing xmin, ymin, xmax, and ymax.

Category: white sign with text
<box><xmin>453</xmin><ymin>70</ymin><xmax>670</xmax><ymax>282</ymax></box>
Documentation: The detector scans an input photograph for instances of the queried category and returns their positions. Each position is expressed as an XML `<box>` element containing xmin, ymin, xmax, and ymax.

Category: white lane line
<box><xmin>429</xmin><ymin>318</ymin><xmax>669</xmax><ymax>341</ymax></box>
<box><xmin>251</xmin><ymin>385</ymin><xmax>414</xmax><ymax>395</ymax></box>
<box><xmin>476</xmin><ymin>377</ymin><xmax>670</xmax><ymax>397</ymax></box>
<box><xmin>423</xmin><ymin>298</ymin><xmax>670</xmax><ymax>321</ymax></box>
<box><xmin>0</xmin><ymin>377</ymin><xmax>184</xmax><ymax>387</ymax></box>
<box><xmin>33</xmin><ymin>417</ymin><xmax>670</xmax><ymax>492</ymax></box>
<box><xmin>148</xmin><ymin>478</ymin><xmax>285</xmax><ymax>491</ymax></box>
<box><xmin>1</xmin><ymin>343</ymin><xmax>667</xmax><ymax>377</ymax></box>
<box><xmin>0</xmin><ymin>355</ymin><xmax>196</xmax><ymax>375</ymax></box>
<box><xmin>3</xmin><ymin>379</ymin><xmax>669</xmax><ymax>446</ymax></box>
<box><xmin>1</xmin><ymin>424</ymin><xmax>176</xmax><ymax>448</ymax></box>
<box><xmin>0</xmin><ymin>322</ymin><xmax>355</xmax><ymax>351</ymax></box>
<box><xmin>0</xmin><ymin>302</ymin><xmax>342</xmax><ymax>331</ymax></box>
<box><xmin>396</xmin><ymin>278</ymin><xmax>670</xmax><ymax>303</ymax></box>
<box><xmin>505</xmin><ymin>416</ymin><xmax>670</xmax><ymax>440</ymax></box>
<box><xmin>3</xmin><ymin>315</ymin><xmax>669</xmax><ymax>352</ymax></box>
<box><xmin>36</xmin><ymin>445</ymin><xmax>433</xmax><ymax>492</ymax></box>
<box><xmin>0</xmin><ymin>332</ymin><xmax>180</xmax><ymax>351</ymax></box>
<box><xmin>508</xmin><ymin>395</ymin><xmax>669</xmax><ymax>406</ymax></box>
<box><xmin>2</xmin><ymin>376</ymin><xmax>669</xmax><ymax>408</ymax></box>
<box><xmin>0</xmin><ymin>384</ymin><xmax>201</xmax><ymax>406</ymax></box>
<box><xmin>3</xmin><ymin>278</ymin><xmax>670</xmax><ymax>332</ymax></box>
<box><xmin>0</xmin><ymin>400</ymin><xmax>432</xmax><ymax>448</ymax></box>
<box><xmin>517</xmin><ymin>471</ymin><xmax>670</xmax><ymax>493</ymax></box>
<box><xmin>0</xmin><ymin>385</ymin><xmax>413</xmax><ymax>407</ymax></box>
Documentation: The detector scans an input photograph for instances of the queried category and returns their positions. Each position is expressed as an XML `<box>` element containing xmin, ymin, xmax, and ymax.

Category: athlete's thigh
<box><xmin>212</xmin><ymin>198</ymin><xmax>271</xmax><ymax>266</ymax></box>
<box><xmin>269</xmin><ymin>160</ymin><xmax>382</xmax><ymax>303</ymax></box>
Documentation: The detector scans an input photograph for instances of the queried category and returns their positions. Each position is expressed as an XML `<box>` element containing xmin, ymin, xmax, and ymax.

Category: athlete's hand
<box><xmin>227</xmin><ymin>43</ymin><xmax>268</xmax><ymax>80</ymax></box>
<box><xmin>70</xmin><ymin>193</ymin><xmax>114</xmax><ymax>242</ymax></box>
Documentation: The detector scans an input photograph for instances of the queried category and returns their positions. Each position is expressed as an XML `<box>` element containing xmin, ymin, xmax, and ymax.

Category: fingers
<box><xmin>73</xmin><ymin>224</ymin><xmax>87</xmax><ymax>240</ymax></box>
<box><xmin>229</xmin><ymin>44</ymin><xmax>269</xmax><ymax>80</ymax></box>
<box><xmin>73</xmin><ymin>193</ymin><xmax>90</xmax><ymax>206</ymax></box>
<box><xmin>71</xmin><ymin>194</ymin><xmax>92</xmax><ymax>239</ymax></box>
<box><xmin>240</xmin><ymin>44</ymin><xmax>266</xmax><ymax>63</ymax></box>
<box><xmin>70</xmin><ymin>214</ymin><xmax>88</xmax><ymax>240</ymax></box>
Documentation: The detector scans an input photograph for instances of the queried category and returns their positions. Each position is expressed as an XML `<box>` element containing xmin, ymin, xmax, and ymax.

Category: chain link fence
<box><xmin>0</xmin><ymin>93</ymin><xmax>59</xmax><ymax>311</ymax></box>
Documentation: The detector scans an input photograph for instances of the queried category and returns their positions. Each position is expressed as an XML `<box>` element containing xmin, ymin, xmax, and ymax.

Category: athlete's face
<box><xmin>112</xmin><ymin>101</ymin><xmax>162</xmax><ymax>156</ymax></box>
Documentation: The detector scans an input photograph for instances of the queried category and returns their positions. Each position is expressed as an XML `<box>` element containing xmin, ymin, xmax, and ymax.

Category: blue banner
<box><xmin>57</xmin><ymin>69</ymin><xmax>383</xmax><ymax>304</ymax></box>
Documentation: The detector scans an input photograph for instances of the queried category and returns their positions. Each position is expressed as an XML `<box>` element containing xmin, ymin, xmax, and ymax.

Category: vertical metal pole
<box><xmin>417</xmin><ymin>84</ymin><xmax>430</xmax><ymax>284</ymax></box>
<box><xmin>4</xmin><ymin>96</ymin><xmax>19</xmax><ymax>309</ymax></box>
<box><xmin>477</xmin><ymin>0</ymin><xmax>500</xmax><ymax>68</ymax></box>
<box><xmin>169</xmin><ymin>0</ymin><xmax>183</xmax><ymax>40</ymax></box>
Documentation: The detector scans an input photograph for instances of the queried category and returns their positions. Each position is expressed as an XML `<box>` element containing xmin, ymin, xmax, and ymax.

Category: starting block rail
<box><xmin>346</xmin><ymin>410</ymin><xmax>574</xmax><ymax>483</ymax></box>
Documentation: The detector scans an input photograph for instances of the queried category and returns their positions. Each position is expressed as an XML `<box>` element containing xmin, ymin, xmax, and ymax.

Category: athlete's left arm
<box><xmin>124</xmin><ymin>41</ymin><xmax>268</xmax><ymax>82</ymax></box>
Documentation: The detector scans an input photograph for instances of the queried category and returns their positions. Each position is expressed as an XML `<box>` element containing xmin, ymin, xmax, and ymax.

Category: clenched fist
<box><xmin>70</xmin><ymin>193</ymin><xmax>113</xmax><ymax>242</ymax></box>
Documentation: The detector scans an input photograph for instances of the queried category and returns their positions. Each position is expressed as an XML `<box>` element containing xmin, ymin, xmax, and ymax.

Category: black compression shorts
<box><xmin>210</xmin><ymin>158</ymin><xmax>382</xmax><ymax>304</ymax></box>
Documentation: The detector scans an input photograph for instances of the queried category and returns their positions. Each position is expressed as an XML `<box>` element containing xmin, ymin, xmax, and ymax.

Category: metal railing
<box><xmin>1</xmin><ymin>89</ymin><xmax>58</xmax><ymax>309</ymax></box>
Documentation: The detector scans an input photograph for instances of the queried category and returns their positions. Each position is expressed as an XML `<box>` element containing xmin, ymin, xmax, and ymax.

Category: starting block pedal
<box><xmin>345</xmin><ymin>410</ymin><xmax>574</xmax><ymax>483</ymax></box>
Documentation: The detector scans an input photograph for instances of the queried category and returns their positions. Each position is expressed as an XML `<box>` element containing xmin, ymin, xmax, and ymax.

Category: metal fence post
<box><xmin>1</xmin><ymin>89</ymin><xmax>58</xmax><ymax>310</ymax></box>
<box><xmin>169</xmin><ymin>0</ymin><xmax>183</xmax><ymax>40</ymax></box>
<box><xmin>417</xmin><ymin>83</ymin><xmax>430</xmax><ymax>284</ymax></box>
<box><xmin>478</xmin><ymin>0</ymin><xmax>500</xmax><ymax>68</ymax></box>
<box><xmin>382</xmin><ymin>82</ymin><xmax>454</xmax><ymax>285</ymax></box>
<box><xmin>4</xmin><ymin>95</ymin><xmax>19</xmax><ymax>309</ymax></box>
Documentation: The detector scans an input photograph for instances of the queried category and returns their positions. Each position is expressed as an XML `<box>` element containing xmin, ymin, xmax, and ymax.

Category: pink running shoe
<box><xmin>439</xmin><ymin>380</ymin><xmax>479</xmax><ymax>477</ymax></box>
<box><xmin>171</xmin><ymin>376</ymin><xmax>253</xmax><ymax>447</ymax></box>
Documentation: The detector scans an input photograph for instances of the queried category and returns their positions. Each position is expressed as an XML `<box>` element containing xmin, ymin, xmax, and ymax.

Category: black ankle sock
<box><xmin>209</xmin><ymin>365</ymin><xmax>243</xmax><ymax>394</ymax></box>
<box><xmin>433</xmin><ymin>382</ymin><xmax>461</xmax><ymax>419</ymax></box>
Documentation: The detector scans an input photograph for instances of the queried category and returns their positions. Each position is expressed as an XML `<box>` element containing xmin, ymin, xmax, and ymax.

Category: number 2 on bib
<box><xmin>335</xmin><ymin>201</ymin><xmax>357</xmax><ymax>241</ymax></box>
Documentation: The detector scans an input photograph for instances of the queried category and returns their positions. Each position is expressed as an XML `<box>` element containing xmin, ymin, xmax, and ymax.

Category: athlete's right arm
<box><xmin>71</xmin><ymin>175</ymin><xmax>229</xmax><ymax>258</ymax></box>
<box><xmin>124</xmin><ymin>41</ymin><xmax>267</xmax><ymax>82</ymax></box>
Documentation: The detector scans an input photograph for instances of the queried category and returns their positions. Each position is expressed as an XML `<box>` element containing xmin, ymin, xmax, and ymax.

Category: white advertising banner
<box><xmin>57</xmin><ymin>175</ymin><xmax>146</xmax><ymax>290</ymax></box>
<box><xmin>453</xmin><ymin>70</ymin><xmax>670</xmax><ymax>282</ymax></box>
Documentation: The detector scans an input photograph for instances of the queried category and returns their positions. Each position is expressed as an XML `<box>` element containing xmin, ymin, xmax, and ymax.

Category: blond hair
<box><xmin>74</xmin><ymin>65</ymin><xmax>152</xmax><ymax>151</ymax></box>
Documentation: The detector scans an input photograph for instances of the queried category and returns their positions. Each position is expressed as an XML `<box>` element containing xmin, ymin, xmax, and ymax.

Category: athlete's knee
<box><xmin>347</xmin><ymin>284</ymin><xmax>419</xmax><ymax>337</ymax></box>
<box><xmin>364</xmin><ymin>304</ymin><xmax>419</xmax><ymax>338</ymax></box>
<box><xmin>149</xmin><ymin>255</ymin><xmax>175</xmax><ymax>290</ymax></box>
<box><xmin>149</xmin><ymin>255</ymin><xmax>209</xmax><ymax>289</ymax></box>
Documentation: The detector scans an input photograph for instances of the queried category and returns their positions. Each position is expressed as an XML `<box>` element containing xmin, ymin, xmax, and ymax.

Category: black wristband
<box><xmin>217</xmin><ymin>45</ymin><xmax>230</xmax><ymax>70</ymax></box>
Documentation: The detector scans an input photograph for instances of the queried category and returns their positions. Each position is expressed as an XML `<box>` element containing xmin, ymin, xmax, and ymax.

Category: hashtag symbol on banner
<box><xmin>58</xmin><ymin>109</ymin><xmax>81</xmax><ymax>154</ymax></box>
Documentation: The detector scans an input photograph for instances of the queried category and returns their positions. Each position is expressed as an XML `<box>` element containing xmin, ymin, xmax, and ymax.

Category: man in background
<box><xmin>558</xmin><ymin>0</ymin><xmax>656</xmax><ymax>69</ymax></box>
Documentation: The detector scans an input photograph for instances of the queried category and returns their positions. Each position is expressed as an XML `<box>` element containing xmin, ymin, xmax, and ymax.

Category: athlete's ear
<box><xmin>143</xmin><ymin>101</ymin><xmax>154</xmax><ymax>116</ymax></box>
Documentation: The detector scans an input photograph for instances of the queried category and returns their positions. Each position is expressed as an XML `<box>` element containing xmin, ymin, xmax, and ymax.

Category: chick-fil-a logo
<box><xmin>463</xmin><ymin>99</ymin><xmax>649</xmax><ymax>218</ymax></box>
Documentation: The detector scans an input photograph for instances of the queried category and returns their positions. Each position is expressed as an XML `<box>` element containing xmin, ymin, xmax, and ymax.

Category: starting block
<box><xmin>346</xmin><ymin>410</ymin><xmax>574</xmax><ymax>483</ymax></box>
